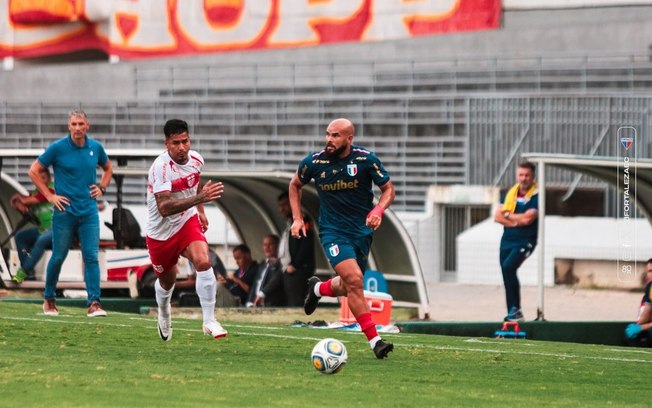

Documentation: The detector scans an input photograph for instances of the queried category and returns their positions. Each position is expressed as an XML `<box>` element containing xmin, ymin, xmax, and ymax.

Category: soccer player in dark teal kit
<box><xmin>494</xmin><ymin>160</ymin><xmax>539</xmax><ymax>322</ymax></box>
<box><xmin>288</xmin><ymin>118</ymin><xmax>396</xmax><ymax>359</ymax></box>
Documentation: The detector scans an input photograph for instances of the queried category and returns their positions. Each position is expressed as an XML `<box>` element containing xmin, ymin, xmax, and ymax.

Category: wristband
<box><xmin>97</xmin><ymin>184</ymin><xmax>106</xmax><ymax>195</ymax></box>
<box><xmin>368</xmin><ymin>205</ymin><xmax>384</xmax><ymax>219</ymax></box>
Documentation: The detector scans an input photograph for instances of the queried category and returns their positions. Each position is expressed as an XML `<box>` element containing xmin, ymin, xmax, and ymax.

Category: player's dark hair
<box><xmin>233</xmin><ymin>244</ymin><xmax>251</xmax><ymax>255</ymax></box>
<box><xmin>163</xmin><ymin>119</ymin><xmax>189</xmax><ymax>139</ymax></box>
<box><xmin>277</xmin><ymin>191</ymin><xmax>289</xmax><ymax>201</ymax></box>
<box><xmin>517</xmin><ymin>159</ymin><xmax>536</xmax><ymax>175</ymax></box>
<box><xmin>647</xmin><ymin>258</ymin><xmax>652</xmax><ymax>264</ymax></box>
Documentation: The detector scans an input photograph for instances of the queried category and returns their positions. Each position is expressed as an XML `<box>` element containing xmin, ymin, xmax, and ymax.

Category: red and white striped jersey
<box><xmin>146</xmin><ymin>150</ymin><xmax>203</xmax><ymax>240</ymax></box>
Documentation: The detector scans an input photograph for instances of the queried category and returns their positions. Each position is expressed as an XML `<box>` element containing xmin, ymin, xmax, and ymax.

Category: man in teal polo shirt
<box><xmin>29</xmin><ymin>109</ymin><xmax>113</xmax><ymax>317</ymax></box>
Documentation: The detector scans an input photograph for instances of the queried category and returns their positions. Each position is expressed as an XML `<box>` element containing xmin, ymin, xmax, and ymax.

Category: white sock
<box><xmin>369</xmin><ymin>336</ymin><xmax>382</xmax><ymax>349</ymax></box>
<box><xmin>155</xmin><ymin>279</ymin><xmax>174</xmax><ymax>319</ymax></box>
<box><xmin>313</xmin><ymin>282</ymin><xmax>322</xmax><ymax>297</ymax></box>
<box><xmin>196</xmin><ymin>268</ymin><xmax>217</xmax><ymax>324</ymax></box>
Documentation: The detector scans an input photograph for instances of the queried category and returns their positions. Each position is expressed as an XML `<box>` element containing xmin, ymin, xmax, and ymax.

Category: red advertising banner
<box><xmin>0</xmin><ymin>0</ymin><xmax>501</xmax><ymax>60</ymax></box>
<box><xmin>9</xmin><ymin>0</ymin><xmax>83</xmax><ymax>24</ymax></box>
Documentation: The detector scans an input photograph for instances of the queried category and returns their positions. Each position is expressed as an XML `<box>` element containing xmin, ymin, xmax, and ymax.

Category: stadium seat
<box><xmin>104</xmin><ymin>208</ymin><xmax>146</xmax><ymax>249</ymax></box>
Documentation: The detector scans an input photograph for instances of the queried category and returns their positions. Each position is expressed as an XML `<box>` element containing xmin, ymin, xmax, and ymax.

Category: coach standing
<box><xmin>29</xmin><ymin>109</ymin><xmax>113</xmax><ymax>317</ymax></box>
<box><xmin>494</xmin><ymin>160</ymin><xmax>539</xmax><ymax>323</ymax></box>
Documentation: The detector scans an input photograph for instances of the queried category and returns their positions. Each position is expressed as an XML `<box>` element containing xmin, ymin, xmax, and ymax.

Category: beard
<box><xmin>324</xmin><ymin>144</ymin><xmax>346</xmax><ymax>158</ymax></box>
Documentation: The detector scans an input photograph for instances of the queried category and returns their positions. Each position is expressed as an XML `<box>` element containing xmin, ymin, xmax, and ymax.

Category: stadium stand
<box><xmin>3</xmin><ymin>2</ymin><xmax>652</xmax><ymax>285</ymax></box>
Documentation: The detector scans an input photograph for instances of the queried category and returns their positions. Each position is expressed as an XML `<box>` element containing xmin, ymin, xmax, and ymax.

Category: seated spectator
<box><xmin>246</xmin><ymin>234</ymin><xmax>286</xmax><ymax>307</ymax></box>
<box><xmin>216</xmin><ymin>244</ymin><xmax>258</xmax><ymax>307</ymax></box>
<box><xmin>625</xmin><ymin>258</ymin><xmax>652</xmax><ymax>344</ymax></box>
<box><xmin>9</xmin><ymin>167</ymin><xmax>55</xmax><ymax>283</ymax></box>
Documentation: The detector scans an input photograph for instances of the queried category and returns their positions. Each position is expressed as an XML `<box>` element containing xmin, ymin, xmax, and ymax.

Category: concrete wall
<box><xmin>555</xmin><ymin>258</ymin><xmax>648</xmax><ymax>289</ymax></box>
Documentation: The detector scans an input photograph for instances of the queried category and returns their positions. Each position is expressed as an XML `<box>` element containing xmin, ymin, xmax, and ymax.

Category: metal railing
<box><xmin>2</xmin><ymin>93</ymin><xmax>652</xmax><ymax>213</ymax></box>
<box><xmin>134</xmin><ymin>52</ymin><xmax>652</xmax><ymax>98</ymax></box>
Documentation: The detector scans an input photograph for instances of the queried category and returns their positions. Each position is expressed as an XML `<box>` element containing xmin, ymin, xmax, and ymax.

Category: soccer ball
<box><xmin>311</xmin><ymin>338</ymin><xmax>347</xmax><ymax>374</ymax></box>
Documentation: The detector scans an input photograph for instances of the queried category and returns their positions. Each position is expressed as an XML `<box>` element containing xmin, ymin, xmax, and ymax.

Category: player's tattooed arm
<box><xmin>155</xmin><ymin>180</ymin><xmax>224</xmax><ymax>217</ymax></box>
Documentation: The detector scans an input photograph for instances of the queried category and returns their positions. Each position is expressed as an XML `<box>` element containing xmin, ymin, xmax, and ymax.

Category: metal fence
<box><xmin>2</xmin><ymin>94</ymin><xmax>651</xmax><ymax>212</ymax></box>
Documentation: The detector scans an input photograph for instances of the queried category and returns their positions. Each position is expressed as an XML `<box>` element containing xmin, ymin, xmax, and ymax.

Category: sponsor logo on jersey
<box><xmin>321</xmin><ymin>171</ymin><xmax>326</xmax><ymax>179</ymax></box>
<box><xmin>312</xmin><ymin>159</ymin><xmax>330</xmax><ymax>164</ymax></box>
<box><xmin>318</xmin><ymin>179</ymin><xmax>359</xmax><ymax>191</ymax></box>
<box><xmin>332</xmin><ymin>169</ymin><xmax>340</xmax><ymax>174</ymax></box>
<box><xmin>347</xmin><ymin>164</ymin><xmax>357</xmax><ymax>176</ymax></box>
<box><xmin>300</xmin><ymin>164</ymin><xmax>308</xmax><ymax>179</ymax></box>
<box><xmin>329</xmin><ymin>244</ymin><xmax>340</xmax><ymax>257</ymax></box>
<box><xmin>171</xmin><ymin>172</ymin><xmax>200</xmax><ymax>192</ymax></box>
<box><xmin>372</xmin><ymin>163</ymin><xmax>384</xmax><ymax>178</ymax></box>
<box><xmin>355</xmin><ymin>156</ymin><xmax>367</xmax><ymax>161</ymax></box>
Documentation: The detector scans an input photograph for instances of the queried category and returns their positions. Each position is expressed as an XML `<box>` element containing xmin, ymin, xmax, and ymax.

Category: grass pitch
<box><xmin>1</xmin><ymin>302</ymin><xmax>650</xmax><ymax>407</ymax></box>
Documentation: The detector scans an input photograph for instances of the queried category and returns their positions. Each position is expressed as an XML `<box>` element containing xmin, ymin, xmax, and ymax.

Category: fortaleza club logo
<box><xmin>621</xmin><ymin>137</ymin><xmax>633</xmax><ymax>150</ymax></box>
<box><xmin>617</xmin><ymin>126</ymin><xmax>637</xmax><ymax>283</ymax></box>
<box><xmin>347</xmin><ymin>164</ymin><xmax>357</xmax><ymax>176</ymax></box>
<box><xmin>329</xmin><ymin>244</ymin><xmax>340</xmax><ymax>257</ymax></box>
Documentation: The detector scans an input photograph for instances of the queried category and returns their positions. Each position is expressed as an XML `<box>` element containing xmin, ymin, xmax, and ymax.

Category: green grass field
<box><xmin>1</xmin><ymin>302</ymin><xmax>650</xmax><ymax>407</ymax></box>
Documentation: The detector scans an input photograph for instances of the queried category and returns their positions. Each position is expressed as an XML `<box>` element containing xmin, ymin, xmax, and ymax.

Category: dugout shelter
<box><xmin>521</xmin><ymin>153</ymin><xmax>652</xmax><ymax>320</ymax></box>
<box><xmin>0</xmin><ymin>149</ymin><xmax>429</xmax><ymax>317</ymax></box>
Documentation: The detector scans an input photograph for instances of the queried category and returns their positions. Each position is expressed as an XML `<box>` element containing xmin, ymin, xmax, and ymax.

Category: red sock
<box><xmin>318</xmin><ymin>279</ymin><xmax>335</xmax><ymax>297</ymax></box>
<box><xmin>357</xmin><ymin>312</ymin><xmax>378</xmax><ymax>341</ymax></box>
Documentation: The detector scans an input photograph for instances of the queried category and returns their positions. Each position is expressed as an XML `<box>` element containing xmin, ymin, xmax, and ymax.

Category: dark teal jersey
<box><xmin>297</xmin><ymin>145</ymin><xmax>390</xmax><ymax>239</ymax></box>
<box><xmin>499</xmin><ymin>191</ymin><xmax>539</xmax><ymax>248</ymax></box>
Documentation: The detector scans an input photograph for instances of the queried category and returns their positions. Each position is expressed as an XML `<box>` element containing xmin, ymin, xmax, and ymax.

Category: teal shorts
<box><xmin>321</xmin><ymin>234</ymin><xmax>372</xmax><ymax>272</ymax></box>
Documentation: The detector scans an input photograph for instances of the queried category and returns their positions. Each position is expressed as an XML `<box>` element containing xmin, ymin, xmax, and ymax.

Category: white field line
<box><xmin>604</xmin><ymin>348</ymin><xmax>652</xmax><ymax>354</ymax></box>
<box><xmin>2</xmin><ymin>315</ymin><xmax>651</xmax><ymax>363</ymax></box>
<box><xmin>410</xmin><ymin>344</ymin><xmax>652</xmax><ymax>364</ymax></box>
<box><xmin>129</xmin><ymin>317</ymin><xmax>419</xmax><ymax>338</ymax></box>
<box><xmin>463</xmin><ymin>338</ymin><xmax>536</xmax><ymax>346</ymax></box>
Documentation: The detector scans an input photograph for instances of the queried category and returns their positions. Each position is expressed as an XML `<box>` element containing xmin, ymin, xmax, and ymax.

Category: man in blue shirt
<box><xmin>29</xmin><ymin>109</ymin><xmax>113</xmax><ymax>317</ymax></box>
<box><xmin>288</xmin><ymin>118</ymin><xmax>396</xmax><ymax>359</ymax></box>
<box><xmin>494</xmin><ymin>160</ymin><xmax>539</xmax><ymax>322</ymax></box>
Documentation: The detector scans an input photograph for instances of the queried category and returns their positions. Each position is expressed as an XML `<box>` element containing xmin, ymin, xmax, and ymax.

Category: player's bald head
<box><xmin>328</xmin><ymin>118</ymin><xmax>354</xmax><ymax>137</ymax></box>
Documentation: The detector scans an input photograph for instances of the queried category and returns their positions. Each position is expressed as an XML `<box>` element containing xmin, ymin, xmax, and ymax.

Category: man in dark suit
<box><xmin>216</xmin><ymin>244</ymin><xmax>258</xmax><ymax>307</ymax></box>
<box><xmin>277</xmin><ymin>192</ymin><xmax>316</xmax><ymax>306</ymax></box>
<box><xmin>247</xmin><ymin>234</ymin><xmax>286</xmax><ymax>307</ymax></box>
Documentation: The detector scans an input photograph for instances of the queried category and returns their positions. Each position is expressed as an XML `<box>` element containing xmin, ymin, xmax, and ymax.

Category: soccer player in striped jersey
<box><xmin>289</xmin><ymin>118</ymin><xmax>396</xmax><ymax>359</ymax></box>
<box><xmin>146</xmin><ymin>119</ymin><xmax>227</xmax><ymax>341</ymax></box>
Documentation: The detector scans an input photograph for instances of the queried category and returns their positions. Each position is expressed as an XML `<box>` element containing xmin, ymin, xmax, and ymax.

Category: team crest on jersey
<box><xmin>153</xmin><ymin>264</ymin><xmax>164</xmax><ymax>273</ymax></box>
<box><xmin>347</xmin><ymin>164</ymin><xmax>358</xmax><ymax>176</ymax></box>
<box><xmin>187</xmin><ymin>174</ymin><xmax>196</xmax><ymax>187</ymax></box>
<box><xmin>328</xmin><ymin>244</ymin><xmax>340</xmax><ymax>257</ymax></box>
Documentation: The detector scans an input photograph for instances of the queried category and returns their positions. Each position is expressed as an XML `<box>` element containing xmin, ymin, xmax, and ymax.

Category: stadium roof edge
<box><xmin>521</xmin><ymin>152</ymin><xmax>650</xmax><ymax>321</ymax></box>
